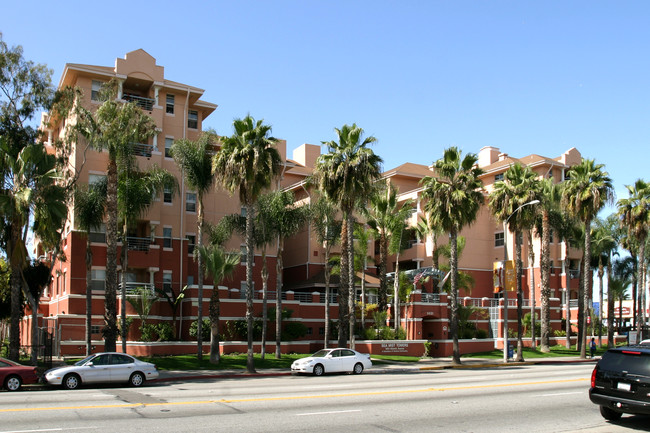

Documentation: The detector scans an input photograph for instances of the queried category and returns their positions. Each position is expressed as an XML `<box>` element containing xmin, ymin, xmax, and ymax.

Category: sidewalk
<box><xmin>155</xmin><ymin>356</ymin><xmax>598</xmax><ymax>383</ymax></box>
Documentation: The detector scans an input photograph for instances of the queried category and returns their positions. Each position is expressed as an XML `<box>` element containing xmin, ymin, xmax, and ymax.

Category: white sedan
<box><xmin>291</xmin><ymin>348</ymin><xmax>372</xmax><ymax>376</ymax></box>
<box><xmin>44</xmin><ymin>352</ymin><xmax>159</xmax><ymax>389</ymax></box>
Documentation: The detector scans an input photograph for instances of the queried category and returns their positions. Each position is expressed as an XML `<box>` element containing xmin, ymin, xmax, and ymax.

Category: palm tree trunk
<box><xmin>540</xmin><ymin>210</ymin><xmax>551</xmax><ymax>352</ymax></box>
<box><xmin>637</xmin><ymin>239</ymin><xmax>646</xmax><ymax>339</ymax></box>
<box><xmin>606</xmin><ymin>255</ymin><xmax>615</xmax><ymax>348</ymax></box>
<box><xmin>8</xmin><ymin>221</ymin><xmax>22</xmax><ymax>361</ymax></box>
<box><xmin>598</xmin><ymin>263</ymin><xmax>604</xmax><ymax>347</ymax></box>
<box><xmin>104</xmin><ymin>158</ymin><xmax>119</xmax><ymax>353</ymax></box>
<box><xmin>323</xmin><ymin>246</ymin><xmax>331</xmax><ymax>349</ymax></box>
<box><xmin>527</xmin><ymin>231</ymin><xmax>536</xmax><ymax>350</ymax></box>
<box><xmin>86</xmin><ymin>241</ymin><xmax>93</xmax><ymax>356</ymax></box>
<box><xmin>347</xmin><ymin>214</ymin><xmax>355</xmax><ymax>349</ymax></box>
<box><xmin>450</xmin><ymin>227</ymin><xmax>461</xmax><ymax>365</ymax></box>
<box><xmin>260</xmin><ymin>248</ymin><xmax>268</xmax><ymax>360</ymax></box>
<box><xmin>515</xmin><ymin>230</ymin><xmax>524</xmax><ymax>362</ymax></box>
<box><xmin>121</xmin><ymin>221</ymin><xmax>128</xmax><ymax>353</ymax></box>
<box><xmin>197</xmin><ymin>198</ymin><xmax>205</xmax><ymax>361</ymax></box>
<box><xmin>209</xmin><ymin>287</ymin><xmax>221</xmax><ymax>364</ymax></box>
<box><xmin>245</xmin><ymin>203</ymin><xmax>256</xmax><ymax>373</ymax></box>
<box><xmin>338</xmin><ymin>216</ymin><xmax>349</xmax><ymax>347</ymax></box>
<box><xmin>378</xmin><ymin>234</ymin><xmax>388</xmax><ymax>311</ymax></box>
<box><xmin>581</xmin><ymin>219</ymin><xmax>592</xmax><ymax>359</ymax></box>
<box><xmin>275</xmin><ymin>237</ymin><xmax>285</xmax><ymax>358</ymax></box>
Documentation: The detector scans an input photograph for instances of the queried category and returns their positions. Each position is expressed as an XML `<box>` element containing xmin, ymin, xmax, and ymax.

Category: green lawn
<box><xmin>461</xmin><ymin>344</ymin><xmax>607</xmax><ymax>359</ymax></box>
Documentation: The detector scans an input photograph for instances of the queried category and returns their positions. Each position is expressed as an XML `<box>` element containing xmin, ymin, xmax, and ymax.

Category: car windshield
<box><xmin>74</xmin><ymin>355</ymin><xmax>96</xmax><ymax>366</ymax></box>
<box><xmin>311</xmin><ymin>349</ymin><xmax>332</xmax><ymax>358</ymax></box>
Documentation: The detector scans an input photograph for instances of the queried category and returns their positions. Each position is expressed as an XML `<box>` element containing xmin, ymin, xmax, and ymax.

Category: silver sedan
<box><xmin>291</xmin><ymin>348</ymin><xmax>372</xmax><ymax>376</ymax></box>
<box><xmin>44</xmin><ymin>352</ymin><xmax>159</xmax><ymax>390</ymax></box>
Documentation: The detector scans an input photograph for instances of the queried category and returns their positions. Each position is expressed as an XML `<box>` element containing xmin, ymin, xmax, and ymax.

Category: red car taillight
<box><xmin>591</xmin><ymin>367</ymin><xmax>597</xmax><ymax>388</ymax></box>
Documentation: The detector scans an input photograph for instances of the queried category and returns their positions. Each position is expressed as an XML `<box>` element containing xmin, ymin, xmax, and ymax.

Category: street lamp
<box><xmin>503</xmin><ymin>199</ymin><xmax>539</xmax><ymax>363</ymax></box>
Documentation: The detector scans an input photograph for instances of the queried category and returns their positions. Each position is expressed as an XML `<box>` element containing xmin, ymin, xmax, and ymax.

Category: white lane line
<box><xmin>0</xmin><ymin>428</ymin><xmax>97</xmax><ymax>433</ymax></box>
<box><xmin>533</xmin><ymin>391</ymin><xmax>584</xmax><ymax>397</ymax></box>
<box><xmin>296</xmin><ymin>409</ymin><xmax>362</xmax><ymax>416</ymax></box>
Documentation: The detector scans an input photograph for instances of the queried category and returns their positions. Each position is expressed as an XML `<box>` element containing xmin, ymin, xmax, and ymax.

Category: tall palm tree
<box><xmin>117</xmin><ymin>165</ymin><xmax>176</xmax><ymax>352</ymax></box>
<box><xmin>213</xmin><ymin>115</ymin><xmax>281</xmax><ymax>373</ymax></box>
<box><xmin>264</xmin><ymin>190</ymin><xmax>310</xmax><ymax>359</ymax></box>
<box><xmin>590</xmin><ymin>216</ymin><xmax>618</xmax><ymax>347</ymax></box>
<box><xmin>76</xmin><ymin>80</ymin><xmax>157</xmax><ymax>352</ymax></box>
<box><xmin>353</xmin><ymin>223</ymin><xmax>373</xmax><ymax>331</ymax></box>
<box><xmin>311</xmin><ymin>197</ymin><xmax>341</xmax><ymax>349</ymax></box>
<box><xmin>311</xmin><ymin>124</ymin><xmax>382</xmax><ymax>347</ymax></box>
<box><xmin>171</xmin><ymin>132</ymin><xmax>217</xmax><ymax>360</ymax></box>
<box><xmin>613</xmin><ymin>257</ymin><xmax>635</xmax><ymax>331</ymax></box>
<box><xmin>563</xmin><ymin>159</ymin><xmax>614</xmax><ymax>358</ymax></box>
<box><xmin>607</xmin><ymin>276</ymin><xmax>630</xmax><ymax>332</ymax></box>
<box><xmin>74</xmin><ymin>180</ymin><xmax>107</xmax><ymax>355</ymax></box>
<box><xmin>536</xmin><ymin>178</ymin><xmax>562</xmax><ymax>352</ymax></box>
<box><xmin>617</xmin><ymin>179</ymin><xmax>650</xmax><ymax>339</ymax></box>
<box><xmin>421</xmin><ymin>147</ymin><xmax>484</xmax><ymax>365</ymax></box>
<box><xmin>197</xmin><ymin>244</ymin><xmax>240</xmax><ymax>364</ymax></box>
<box><xmin>488</xmin><ymin>163</ymin><xmax>540</xmax><ymax>361</ymax></box>
<box><xmin>364</xmin><ymin>185</ymin><xmax>412</xmax><ymax>313</ymax></box>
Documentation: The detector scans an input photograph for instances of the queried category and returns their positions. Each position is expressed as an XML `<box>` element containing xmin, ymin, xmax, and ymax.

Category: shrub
<box><xmin>140</xmin><ymin>323</ymin><xmax>158</xmax><ymax>342</ymax></box>
<box><xmin>189</xmin><ymin>318</ymin><xmax>211</xmax><ymax>341</ymax></box>
<box><xmin>282</xmin><ymin>321</ymin><xmax>308</xmax><ymax>340</ymax></box>
<box><xmin>423</xmin><ymin>341</ymin><xmax>432</xmax><ymax>357</ymax></box>
<box><xmin>475</xmin><ymin>328</ymin><xmax>488</xmax><ymax>339</ymax></box>
<box><xmin>156</xmin><ymin>322</ymin><xmax>174</xmax><ymax>341</ymax></box>
<box><xmin>361</xmin><ymin>327</ymin><xmax>377</xmax><ymax>340</ymax></box>
<box><xmin>395</xmin><ymin>327</ymin><xmax>407</xmax><ymax>340</ymax></box>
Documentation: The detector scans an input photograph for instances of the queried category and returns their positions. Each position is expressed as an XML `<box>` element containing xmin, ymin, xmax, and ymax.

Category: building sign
<box><xmin>493</xmin><ymin>261</ymin><xmax>515</xmax><ymax>293</ymax></box>
<box><xmin>380</xmin><ymin>342</ymin><xmax>410</xmax><ymax>354</ymax></box>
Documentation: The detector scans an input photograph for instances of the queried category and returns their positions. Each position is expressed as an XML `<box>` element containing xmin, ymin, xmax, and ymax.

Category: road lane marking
<box><xmin>0</xmin><ymin>378</ymin><xmax>588</xmax><ymax>413</ymax></box>
<box><xmin>296</xmin><ymin>409</ymin><xmax>361</xmax><ymax>416</ymax></box>
<box><xmin>0</xmin><ymin>428</ymin><xmax>96</xmax><ymax>433</ymax></box>
<box><xmin>533</xmin><ymin>391</ymin><xmax>584</xmax><ymax>397</ymax></box>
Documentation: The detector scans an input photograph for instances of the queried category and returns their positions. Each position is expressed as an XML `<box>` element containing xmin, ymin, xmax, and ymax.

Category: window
<box><xmin>240</xmin><ymin>245</ymin><xmax>247</xmax><ymax>264</ymax></box>
<box><xmin>494</xmin><ymin>232</ymin><xmax>504</xmax><ymax>247</ymax></box>
<box><xmin>319</xmin><ymin>327</ymin><xmax>325</xmax><ymax>335</ymax></box>
<box><xmin>549</xmin><ymin>229</ymin><xmax>554</xmax><ymax>243</ymax></box>
<box><xmin>91</xmin><ymin>325</ymin><xmax>102</xmax><ymax>335</ymax></box>
<box><xmin>495</xmin><ymin>173</ymin><xmax>504</xmax><ymax>182</ymax></box>
<box><xmin>163</xmin><ymin>272</ymin><xmax>172</xmax><ymax>294</ymax></box>
<box><xmin>306</xmin><ymin>327</ymin><xmax>313</xmax><ymax>335</ymax></box>
<box><xmin>550</xmin><ymin>260</ymin><xmax>556</xmax><ymax>275</ymax></box>
<box><xmin>91</xmin><ymin>80</ymin><xmax>102</xmax><ymax>101</ymax></box>
<box><xmin>165</xmin><ymin>137</ymin><xmax>173</xmax><ymax>158</ymax></box>
<box><xmin>166</xmin><ymin>94</ymin><xmax>175</xmax><ymax>114</ymax></box>
<box><xmin>163</xmin><ymin>186</ymin><xmax>173</xmax><ymax>203</ymax></box>
<box><xmin>89</xmin><ymin>223</ymin><xmax>106</xmax><ymax>243</ymax></box>
<box><xmin>163</xmin><ymin>227</ymin><xmax>172</xmax><ymax>248</ymax></box>
<box><xmin>91</xmin><ymin>269</ymin><xmax>106</xmax><ymax>291</ymax></box>
<box><xmin>88</xmin><ymin>174</ymin><xmax>106</xmax><ymax>185</ymax></box>
<box><xmin>186</xmin><ymin>192</ymin><xmax>197</xmax><ymax>213</ymax></box>
<box><xmin>187</xmin><ymin>275</ymin><xmax>194</xmax><ymax>286</ymax></box>
<box><xmin>187</xmin><ymin>235</ymin><xmax>196</xmax><ymax>254</ymax></box>
<box><xmin>188</xmin><ymin>110</ymin><xmax>198</xmax><ymax>129</ymax></box>
<box><xmin>240</xmin><ymin>207</ymin><xmax>247</xmax><ymax>218</ymax></box>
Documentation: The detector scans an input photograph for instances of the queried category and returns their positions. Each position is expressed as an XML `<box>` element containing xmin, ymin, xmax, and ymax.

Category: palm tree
<box><xmin>264</xmin><ymin>190</ymin><xmax>310</xmax><ymax>359</ymax></box>
<box><xmin>613</xmin><ymin>256</ymin><xmax>636</xmax><ymax>331</ymax></box>
<box><xmin>117</xmin><ymin>165</ymin><xmax>176</xmax><ymax>351</ymax></box>
<box><xmin>76</xmin><ymin>80</ymin><xmax>158</xmax><ymax>352</ymax></box>
<box><xmin>617</xmin><ymin>179</ymin><xmax>650</xmax><ymax>339</ymax></box>
<box><xmin>353</xmin><ymin>224</ymin><xmax>373</xmax><ymax>331</ymax></box>
<box><xmin>311</xmin><ymin>197</ymin><xmax>341</xmax><ymax>349</ymax></box>
<box><xmin>213</xmin><ymin>115</ymin><xmax>281</xmax><ymax>373</ymax></box>
<box><xmin>563</xmin><ymin>159</ymin><xmax>614</xmax><ymax>358</ymax></box>
<box><xmin>488</xmin><ymin>163</ymin><xmax>540</xmax><ymax>361</ymax></box>
<box><xmin>364</xmin><ymin>185</ymin><xmax>412</xmax><ymax>313</ymax></box>
<box><xmin>607</xmin><ymin>276</ymin><xmax>630</xmax><ymax>332</ymax></box>
<box><xmin>421</xmin><ymin>147</ymin><xmax>484</xmax><ymax>365</ymax></box>
<box><xmin>590</xmin><ymin>216</ymin><xmax>618</xmax><ymax>347</ymax></box>
<box><xmin>197</xmin><ymin>244</ymin><xmax>240</xmax><ymax>364</ymax></box>
<box><xmin>311</xmin><ymin>124</ymin><xmax>382</xmax><ymax>347</ymax></box>
<box><xmin>536</xmin><ymin>179</ymin><xmax>562</xmax><ymax>352</ymax></box>
<box><xmin>171</xmin><ymin>132</ymin><xmax>217</xmax><ymax>360</ymax></box>
<box><xmin>74</xmin><ymin>180</ymin><xmax>107</xmax><ymax>355</ymax></box>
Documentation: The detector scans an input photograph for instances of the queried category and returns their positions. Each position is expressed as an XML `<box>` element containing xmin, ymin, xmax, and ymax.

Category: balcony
<box><xmin>126</xmin><ymin>236</ymin><xmax>152</xmax><ymax>252</ymax></box>
<box><xmin>132</xmin><ymin>143</ymin><xmax>154</xmax><ymax>158</ymax></box>
<box><xmin>118</xmin><ymin>282</ymin><xmax>156</xmax><ymax>297</ymax></box>
<box><xmin>122</xmin><ymin>94</ymin><xmax>155</xmax><ymax>111</ymax></box>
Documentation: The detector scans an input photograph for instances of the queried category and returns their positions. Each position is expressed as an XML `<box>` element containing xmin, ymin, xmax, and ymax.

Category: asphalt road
<box><xmin>1</xmin><ymin>363</ymin><xmax>648</xmax><ymax>432</ymax></box>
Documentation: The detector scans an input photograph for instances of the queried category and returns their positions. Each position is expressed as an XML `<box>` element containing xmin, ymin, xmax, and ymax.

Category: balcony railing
<box><xmin>569</xmin><ymin>269</ymin><xmax>580</xmax><ymax>279</ymax></box>
<box><xmin>126</xmin><ymin>237</ymin><xmax>152</xmax><ymax>252</ymax></box>
<box><xmin>132</xmin><ymin>143</ymin><xmax>154</xmax><ymax>157</ymax></box>
<box><xmin>119</xmin><ymin>282</ymin><xmax>156</xmax><ymax>297</ymax></box>
<box><xmin>122</xmin><ymin>94</ymin><xmax>155</xmax><ymax>111</ymax></box>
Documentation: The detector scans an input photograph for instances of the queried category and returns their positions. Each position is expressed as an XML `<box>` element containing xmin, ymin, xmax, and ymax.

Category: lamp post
<box><xmin>503</xmin><ymin>199</ymin><xmax>539</xmax><ymax>363</ymax></box>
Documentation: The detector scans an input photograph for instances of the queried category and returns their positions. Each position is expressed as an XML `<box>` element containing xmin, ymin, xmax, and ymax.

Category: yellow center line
<box><xmin>0</xmin><ymin>378</ymin><xmax>588</xmax><ymax>413</ymax></box>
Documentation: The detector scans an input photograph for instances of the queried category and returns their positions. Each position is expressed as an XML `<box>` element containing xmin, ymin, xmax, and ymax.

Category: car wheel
<box><xmin>353</xmin><ymin>363</ymin><xmax>364</xmax><ymax>375</ymax></box>
<box><xmin>600</xmin><ymin>405</ymin><xmax>623</xmax><ymax>421</ymax></box>
<box><xmin>313</xmin><ymin>364</ymin><xmax>325</xmax><ymax>376</ymax></box>
<box><xmin>62</xmin><ymin>373</ymin><xmax>81</xmax><ymax>390</ymax></box>
<box><xmin>5</xmin><ymin>375</ymin><xmax>22</xmax><ymax>391</ymax></box>
<box><xmin>129</xmin><ymin>372</ymin><xmax>145</xmax><ymax>387</ymax></box>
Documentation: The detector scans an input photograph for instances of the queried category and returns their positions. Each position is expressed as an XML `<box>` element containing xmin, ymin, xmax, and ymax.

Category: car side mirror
<box><xmin>87</xmin><ymin>362</ymin><xmax>94</xmax><ymax>366</ymax></box>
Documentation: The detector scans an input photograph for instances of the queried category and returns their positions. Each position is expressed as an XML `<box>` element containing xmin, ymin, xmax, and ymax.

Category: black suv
<box><xmin>589</xmin><ymin>346</ymin><xmax>650</xmax><ymax>420</ymax></box>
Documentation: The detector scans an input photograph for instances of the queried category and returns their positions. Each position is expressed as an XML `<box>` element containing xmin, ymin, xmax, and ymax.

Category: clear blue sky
<box><xmin>4</xmin><ymin>1</ymin><xmax>649</xmax><ymax>215</ymax></box>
